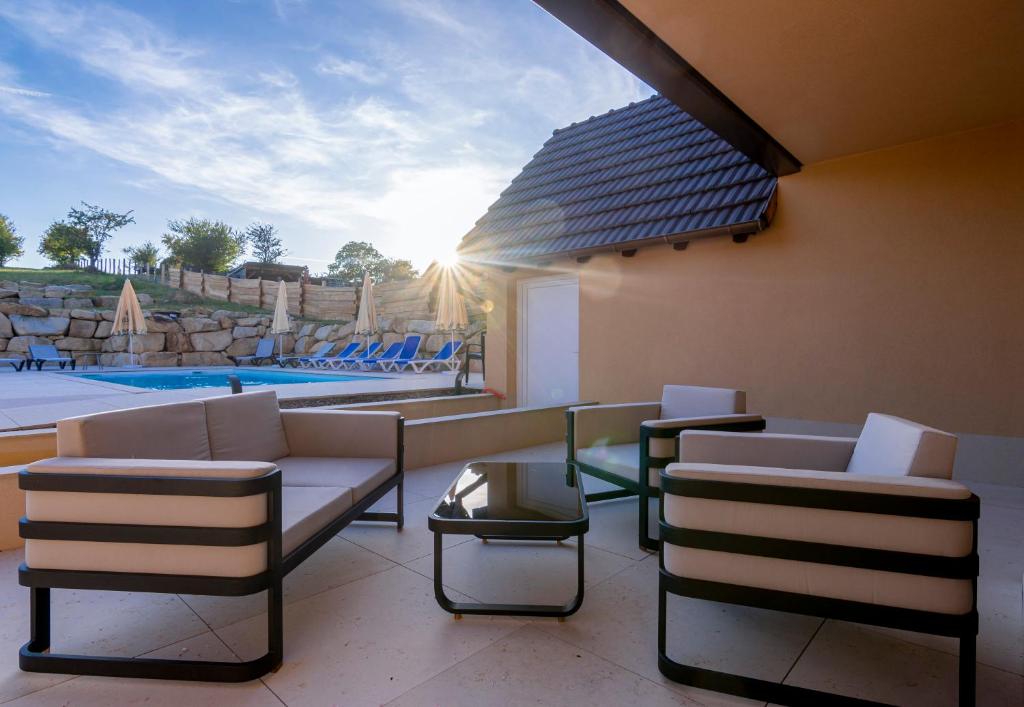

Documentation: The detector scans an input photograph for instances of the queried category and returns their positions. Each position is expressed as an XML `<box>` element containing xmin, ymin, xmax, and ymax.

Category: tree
<box><xmin>244</xmin><ymin>222</ymin><xmax>286</xmax><ymax>277</ymax></box>
<box><xmin>0</xmin><ymin>214</ymin><xmax>24</xmax><ymax>266</ymax></box>
<box><xmin>161</xmin><ymin>217</ymin><xmax>245</xmax><ymax>273</ymax></box>
<box><xmin>38</xmin><ymin>221</ymin><xmax>92</xmax><ymax>267</ymax></box>
<box><xmin>123</xmin><ymin>241</ymin><xmax>161</xmax><ymax>271</ymax></box>
<box><xmin>67</xmin><ymin>202</ymin><xmax>135</xmax><ymax>268</ymax></box>
<box><xmin>326</xmin><ymin>241</ymin><xmax>419</xmax><ymax>285</ymax></box>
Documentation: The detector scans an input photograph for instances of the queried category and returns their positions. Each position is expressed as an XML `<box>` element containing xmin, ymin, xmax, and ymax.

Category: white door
<box><xmin>518</xmin><ymin>275</ymin><xmax>579</xmax><ymax>406</ymax></box>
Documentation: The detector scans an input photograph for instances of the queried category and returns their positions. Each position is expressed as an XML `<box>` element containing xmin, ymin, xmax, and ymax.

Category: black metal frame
<box><xmin>5</xmin><ymin>359</ymin><xmax>26</xmax><ymax>371</ymax></box>
<box><xmin>427</xmin><ymin>463</ymin><xmax>588</xmax><ymax>619</ymax></box>
<box><xmin>18</xmin><ymin>419</ymin><xmax>405</xmax><ymax>682</ymax></box>
<box><xmin>565</xmin><ymin>411</ymin><xmax>766</xmax><ymax>551</ymax></box>
<box><xmin>657</xmin><ymin>472</ymin><xmax>980</xmax><ymax>706</ymax></box>
<box><xmin>30</xmin><ymin>357</ymin><xmax>76</xmax><ymax>371</ymax></box>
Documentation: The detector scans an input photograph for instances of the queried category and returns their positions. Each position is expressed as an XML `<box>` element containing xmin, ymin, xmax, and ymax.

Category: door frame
<box><xmin>516</xmin><ymin>274</ymin><xmax>580</xmax><ymax>407</ymax></box>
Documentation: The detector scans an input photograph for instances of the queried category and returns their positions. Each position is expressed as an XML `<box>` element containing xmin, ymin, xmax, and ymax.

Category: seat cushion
<box><xmin>57</xmin><ymin>400</ymin><xmax>212</xmax><ymax>460</ymax></box>
<box><xmin>576</xmin><ymin>443</ymin><xmax>662</xmax><ymax>487</ymax></box>
<box><xmin>204</xmin><ymin>391</ymin><xmax>290</xmax><ymax>462</ymax></box>
<box><xmin>846</xmin><ymin>413</ymin><xmax>957</xmax><ymax>478</ymax></box>
<box><xmin>274</xmin><ymin>456</ymin><xmax>396</xmax><ymax>502</ymax></box>
<box><xmin>282</xmin><ymin>485</ymin><xmax>354</xmax><ymax>556</ymax></box>
<box><xmin>660</xmin><ymin>385</ymin><xmax>745</xmax><ymax>420</ymax></box>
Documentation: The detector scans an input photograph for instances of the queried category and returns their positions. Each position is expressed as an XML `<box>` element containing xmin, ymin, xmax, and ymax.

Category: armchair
<box><xmin>566</xmin><ymin>385</ymin><xmax>764</xmax><ymax>550</ymax></box>
<box><xmin>658</xmin><ymin>413</ymin><xmax>978</xmax><ymax>706</ymax></box>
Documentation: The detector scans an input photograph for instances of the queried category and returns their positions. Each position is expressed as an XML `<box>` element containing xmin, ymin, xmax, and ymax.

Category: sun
<box><xmin>436</xmin><ymin>248</ymin><xmax>461</xmax><ymax>268</ymax></box>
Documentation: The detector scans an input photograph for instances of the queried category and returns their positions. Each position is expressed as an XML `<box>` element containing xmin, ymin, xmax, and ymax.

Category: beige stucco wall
<box><xmin>485</xmin><ymin>121</ymin><xmax>1024</xmax><ymax>438</ymax></box>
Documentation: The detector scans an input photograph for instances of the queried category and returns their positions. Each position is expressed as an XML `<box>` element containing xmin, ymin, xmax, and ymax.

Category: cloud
<box><xmin>0</xmin><ymin>85</ymin><xmax>51</xmax><ymax>98</ymax></box>
<box><xmin>316</xmin><ymin>56</ymin><xmax>386</xmax><ymax>85</ymax></box>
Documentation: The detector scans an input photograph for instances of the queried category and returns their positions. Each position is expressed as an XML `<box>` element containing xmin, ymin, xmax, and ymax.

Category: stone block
<box><xmin>225</xmin><ymin>337</ymin><xmax>259</xmax><ymax>357</ymax></box>
<box><xmin>44</xmin><ymin>286</ymin><xmax>71</xmax><ymax>298</ymax></box>
<box><xmin>94</xmin><ymin>321</ymin><xmax>113</xmax><ymax>338</ymax></box>
<box><xmin>55</xmin><ymin>337</ymin><xmax>101</xmax><ymax>352</ymax></box>
<box><xmin>47</xmin><ymin>309</ymin><xmax>71</xmax><ymax>318</ymax></box>
<box><xmin>235</xmin><ymin>317</ymin><xmax>261</xmax><ymax>327</ymax></box>
<box><xmin>333</xmin><ymin>320</ymin><xmax>357</xmax><ymax>339</ymax></box>
<box><xmin>181</xmin><ymin>352</ymin><xmax>231</xmax><ymax>367</ymax></box>
<box><xmin>0</xmin><ymin>280</ymin><xmax>17</xmax><ymax>290</ymax></box>
<box><xmin>181</xmin><ymin>317</ymin><xmax>220</xmax><ymax>333</ymax></box>
<box><xmin>93</xmin><ymin>295</ymin><xmax>120</xmax><ymax>308</ymax></box>
<box><xmin>425</xmin><ymin>334</ymin><xmax>446</xmax><ymax>352</ymax></box>
<box><xmin>0</xmin><ymin>289</ymin><xmax>17</xmax><ymax>299</ymax></box>
<box><xmin>0</xmin><ymin>313</ymin><xmax>10</xmax><ymax>338</ymax></box>
<box><xmin>314</xmin><ymin>324</ymin><xmax>335</xmax><ymax>340</ymax></box>
<box><xmin>68</xmin><ymin>319</ymin><xmax>97</xmax><ymax>338</ymax></box>
<box><xmin>70</xmin><ymin>309</ymin><xmax>101</xmax><ymax>321</ymax></box>
<box><xmin>210</xmin><ymin>310</ymin><xmax>235</xmax><ymax>321</ymax></box>
<box><xmin>141</xmin><ymin>351</ymin><xmax>178</xmax><ymax>367</ymax></box>
<box><xmin>144</xmin><ymin>318</ymin><xmax>180</xmax><ymax>333</ymax></box>
<box><xmin>232</xmin><ymin>325</ymin><xmax>260</xmax><ymax>339</ymax></box>
<box><xmin>136</xmin><ymin>293</ymin><xmax>154</xmax><ymax>305</ymax></box>
<box><xmin>293</xmin><ymin>335</ymin><xmax>315</xmax><ymax>354</ymax></box>
<box><xmin>63</xmin><ymin>297</ymin><xmax>95</xmax><ymax>309</ymax></box>
<box><xmin>7</xmin><ymin>336</ymin><xmax>51</xmax><ymax>353</ymax></box>
<box><xmin>10</xmin><ymin>315</ymin><xmax>69</xmax><ymax>337</ymax></box>
<box><xmin>0</xmin><ymin>302</ymin><xmax>47</xmax><ymax>317</ymax></box>
<box><xmin>102</xmin><ymin>333</ymin><xmax>165</xmax><ymax>353</ymax></box>
<box><xmin>165</xmin><ymin>330</ymin><xmax>191</xmax><ymax>353</ymax></box>
<box><xmin>65</xmin><ymin>284</ymin><xmax>93</xmax><ymax>294</ymax></box>
<box><xmin>19</xmin><ymin>287</ymin><xmax>45</xmax><ymax>298</ymax></box>
<box><xmin>405</xmin><ymin>319</ymin><xmax>436</xmax><ymax>335</ymax></box>
<box><xmin>381</xmin><ymin>332</ymin><xmax>404</xmax><ymax>348</ymax></box>
<box><xmin>19</xmin><ymin>297</ymin><xmax>63</xmax><ymax>309</ymax></box>
<box><xmin>0</xmin><ymin>338</ymin><xmax>7</xmax><ymax>351</ymax></box>
<box><xmin>189</xmin><ymin>329</ymin><xmax>233</xmax><ymax>351</ymax></box>
<box><xmin>297</xmin><ymin>323</ymin><xmax>316</xmax><ymax>338</ymax></box>
<box><xmin>100</xmin><ymin>311</ymin><xmax>115</xmax><ymax>322</ymax></box>
<box><xmin>99</xmin><ymin>353</ymin><xmax>134</xmax><ymax>367</ymax></box>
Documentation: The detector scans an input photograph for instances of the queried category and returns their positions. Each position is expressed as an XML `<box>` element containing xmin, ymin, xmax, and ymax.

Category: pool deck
<box><xmin>0</xmin><ymin>365</ymin><xmax>483</xmax><ymax>431</ymax></box>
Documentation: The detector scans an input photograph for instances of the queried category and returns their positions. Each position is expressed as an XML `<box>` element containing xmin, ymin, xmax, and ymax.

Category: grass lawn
<box><xmin>0</xmin><ymin>267</ymin><xmax>267</xmax><ymax>314</ymax></box>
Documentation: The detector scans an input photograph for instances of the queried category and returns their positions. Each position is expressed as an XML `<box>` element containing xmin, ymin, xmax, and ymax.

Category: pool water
<box><xmin>77</xmin><ymin>369</ymin><xmax>382</xmax><ymax>391</ymax></box>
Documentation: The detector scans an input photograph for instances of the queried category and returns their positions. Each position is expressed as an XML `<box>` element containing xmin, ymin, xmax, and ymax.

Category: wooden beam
<box><xmin>534</xmin><ymin>0</ymin><xmax>801</xmax><ymax>176</ymax></box>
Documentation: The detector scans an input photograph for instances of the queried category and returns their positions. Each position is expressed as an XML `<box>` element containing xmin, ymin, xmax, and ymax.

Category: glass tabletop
<box><xmin>431</xmin><ymin>461</ymin><xmax>584</xmax><ymax>524</ymax></box>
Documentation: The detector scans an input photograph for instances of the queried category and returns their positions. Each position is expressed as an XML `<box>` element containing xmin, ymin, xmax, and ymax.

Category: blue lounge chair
<box><xmin>308</xmin><ymin>341</ymin><xmax>360</xmax><ymax>369</ymax></box>
<box><xmin>358</xmin><ymin>341</ymin><xmax>402</xmax><ymax>370</ymax></box>
<box><xmin>379</xmin><ymin>335</ymin><xmax>423</xmax><ymax>372</ymax></box>
<box><xmin>278</xmin><ymin>341</ymin><xmax>333</xmax><ymax>368</ymax></box>
<box><xmin>393</xmin><ymin>340</ymin><xmax>463</xmax><ymax>373</ymax></box>
<box><xmin>28</xmin><ymin>344</ymin><xmax>76</xmax><ymax>371</ymax></box>
<box><xmin>229</xmin><ymin>337</ymin><xmax>276</xmax><ymax>366</ymax></box>
<box><xmin>329</xmin><ymin>341</ymin><xmax>381</xmax><ymax>370</ymax></box>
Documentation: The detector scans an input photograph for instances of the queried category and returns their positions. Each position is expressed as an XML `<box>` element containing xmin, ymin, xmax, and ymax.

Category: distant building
<box><xmin>226</xmin><ymin>262</ymin><xmax>308</xmax><ymax>282</ymax></box>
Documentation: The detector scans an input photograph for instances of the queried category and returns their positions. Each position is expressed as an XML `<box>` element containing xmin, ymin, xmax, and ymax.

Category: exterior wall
<box><xmin>485</xmin><ymin>121</ymin><xmax>1024</xmax><ymax>442</ymax></box>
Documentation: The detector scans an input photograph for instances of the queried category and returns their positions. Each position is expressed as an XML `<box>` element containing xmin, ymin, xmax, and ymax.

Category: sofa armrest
<box><xmin>677</xmin><ymin>431</ymin><xmax>857</xmax><ymax>472</ymax></box>
<box><xmin>568</xmin><ymin>402</ymin><xmax>660</xmax><ymax>451</ymax></box>
<box><xmin>641</xmin><ymin>413</ymin><xmax>765</xmax><ymax>431</ymax></box>
<box><xmin>280</xmin><ymin>410</ymin><xmax>401</xmax><ymax>460</ymax></box>
<box><xmin>26</xmin><ymin>456</ymin><xmax>277</xmax><ymax>479</ymax></box>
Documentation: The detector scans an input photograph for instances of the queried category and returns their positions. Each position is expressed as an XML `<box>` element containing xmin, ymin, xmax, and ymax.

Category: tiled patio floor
<box><xmin>0</xmin><ymin>443</ymin><xmax>1021</xmax><ymax>705</ymax></box>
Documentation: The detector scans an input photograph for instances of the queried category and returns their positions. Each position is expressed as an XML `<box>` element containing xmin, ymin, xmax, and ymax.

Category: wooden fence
<box><xmin>163</xmin><ymin>266</ymin><xmax>484</xmax><ymax>323</ymax></box>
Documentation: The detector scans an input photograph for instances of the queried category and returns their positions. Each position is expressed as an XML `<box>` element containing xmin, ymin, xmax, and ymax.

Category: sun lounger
<box><xmin>229</xmin><ymin>337</ymin><xmax>276</xmax><ymax>366</ymax></box>
<box><xmin>277</xmin><ymin>341</ymin><xmax>333</xmax><ymax>368</ymax></box>
<box><xmin>390</xmin><ymin>340</ymin><xmax>462</xmax><ymax>373</ymax></box>
<box><xmin>307</xmin><ymin>341</ymin><xmax>360</xmax><ymax>368</ymax></box>
<box><xmin>27</xmin><ymin>344</ymin><xmax>76</xmax><ymax>371</ymax></box>
<box><xmin>358</xmin><ymin>341</ymin><xmax>402</xmax><ymax>371</ymax></box>
<box><xmin>1</xmin><ymin>358</ymin><xmax>26</xmax><ymax>372</ymax></box>
<box><xmin>328</xmin><ymin>341</ymin><xmax>381</xmax><ymax>370</ymax></box>
<box><xmin>371</xmin><ymin>335</ymin><xmax>422</xmax><ymax>372</ymax></box>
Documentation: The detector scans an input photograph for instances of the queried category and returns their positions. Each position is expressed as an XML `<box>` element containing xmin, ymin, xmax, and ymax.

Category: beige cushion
<box><xmin>280</xmin><ymin>410</ymin><xmax>400</xmax><ymax>459</ymax></box>
<box><xmin>663</xmin><ymin>546</ymin><xmax>974</xmax><ymax>615</ymax></box>
<box><xmin>282</xmin><ymin>485</ymin><xmax>354</xmax><ymax>555</ymax></box>
<box><xmin>571</xmin><ymin>403</ymin><xmax>660</xmax><ymax>450</ymax></box>
<box><xmin>204</xmin><ymin>391</ymin><xmax>290</xmax><ymax>462</ymax></box>
<box><xmin>274</xmin><ymin>456</ymin><xmax>395</xmax><ymax>502</ymax></box>
<box><xmin>57</xmin><ymin>401</ymin><xmax>211</xmax><ymax>460</ymax></box>
<box><xmin>660</xmin><ymin>385</ymin><xmax>745</xmax><ymax>420</ymax></box>
<box><xmin>678</xmin><ymin>431</ymin><xmax>857</xmax><ymax>472</ymax></box>
<box><xmin>26</xmin><ymin>485</ymin><xmax>356</xmax><ymax>577</ymax></box>
<box><xmin>847</xmin><ymin>413</ymin><xmax>957</xmax><ymax>479</ymax></box>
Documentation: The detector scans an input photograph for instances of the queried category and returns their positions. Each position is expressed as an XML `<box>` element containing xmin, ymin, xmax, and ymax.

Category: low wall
<box><xmin>333</xmin><ymin>393</ymin><xmax>499</xmax><ymax>420</ymax></box>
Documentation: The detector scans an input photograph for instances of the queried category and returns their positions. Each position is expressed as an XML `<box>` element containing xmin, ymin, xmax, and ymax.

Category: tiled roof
<box><xmin>459</xmin><ymin>95</ymin><xmax>777</xmax><ymax>263</ymax></box>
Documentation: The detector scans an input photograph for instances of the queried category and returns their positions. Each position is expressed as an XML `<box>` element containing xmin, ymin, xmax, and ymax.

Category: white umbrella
<box><xmin>111</xmin><ymin>279</ymin><xmax>148</xmax><ymax>367</ymax></box>
<box><xmin>434</xmin><ymin>268</ymin><xmax>468</xmax><ymax>358</ymax></box>
<box><xmin>270</xmin><ymin>280</ymin><xmax>291</xmax><ymax>356</ymax></box>
<box><xmin>354</xmin><ymin>272</ymin><xmax>378</xmax><ymax>341</ymax></box>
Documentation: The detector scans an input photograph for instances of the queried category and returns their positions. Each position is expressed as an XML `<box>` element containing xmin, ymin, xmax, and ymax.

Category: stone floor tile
<box><xmin>342</xmin><ymin>496</ymin><xmax>473</xmax><ymax>564</ymax></box>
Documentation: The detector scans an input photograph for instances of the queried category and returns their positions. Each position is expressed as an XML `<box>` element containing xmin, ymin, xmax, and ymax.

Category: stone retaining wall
<box><xmin>0</xmin><ymin>280</ymin><xmax>484</xmax><ymax>367</ymax></box>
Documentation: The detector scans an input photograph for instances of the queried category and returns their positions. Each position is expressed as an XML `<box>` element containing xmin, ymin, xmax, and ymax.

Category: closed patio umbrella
<box><xmin>434</xmin><ymin>268</ymin><xmax>468</xmax><ymax>357</ymax></box>
<box><xmin>111</xmin><ymin>279</ymin><xmax>147</xmax><ymax>367</ymax></box>
<box><xmin>270</xmin><ymin>280</ymin><xmax>291</xmax><ymax>357</ymax></box>
<box><xmin>355</xmin><ymin>272</ymin><xmax>378</xmax><ymax>341</ymax></box>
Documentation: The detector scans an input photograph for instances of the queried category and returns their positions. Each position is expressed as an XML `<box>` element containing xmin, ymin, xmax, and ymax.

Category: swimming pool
<box><xmin>77</xmin><ymin>369</ymin><xmax>383</xmax><ymax>391</ymax></box>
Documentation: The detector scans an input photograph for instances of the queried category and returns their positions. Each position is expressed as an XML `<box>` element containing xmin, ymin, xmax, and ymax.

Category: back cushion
<box><xmin>204</xmin><ymin>390</ymin><xmax>290</xmax><ymax>462</ymax></box>
<box><xmin>660</xmin><ymin>385</ymin><xmax>746</xmax><ymax>420</ymax></box>
<box><xmin>846</xmin><ymin>413</ymin><xmax>957</xmax><ymax>479</ymax></box>
<box><xmin>57</xmin><ymin>401</ymin><xmax>212</xmax><ymax>460</ymax></box>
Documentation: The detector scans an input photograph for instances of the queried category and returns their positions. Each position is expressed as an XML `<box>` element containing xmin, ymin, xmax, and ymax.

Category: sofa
<box><xmin>658</xmin><ymin>413</ymin><xmax>979</xmax><ymax>705</ymax></box>
<box><xmin>17</xmin><ymin>390</ymin><xmax>404</xmax><ymax>682</ymax></box>
<box><xmin>566</xmin><ymin>385</ymin><xmax>765</xmax><ymax>550</ymax></box>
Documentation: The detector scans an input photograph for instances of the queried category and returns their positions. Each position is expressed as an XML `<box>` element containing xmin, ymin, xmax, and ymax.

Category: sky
<box><xmin>0</xmin><ymin>0</ymin><xmax>651</xmax><ymax>273</ymax></box>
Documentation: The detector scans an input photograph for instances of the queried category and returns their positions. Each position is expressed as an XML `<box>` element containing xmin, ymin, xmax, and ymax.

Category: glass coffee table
<box><xmin>428</xmin><ymin>461</ymin><xmax>589</xmax><ymax>619</ymax></box>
